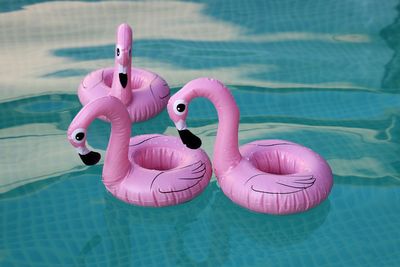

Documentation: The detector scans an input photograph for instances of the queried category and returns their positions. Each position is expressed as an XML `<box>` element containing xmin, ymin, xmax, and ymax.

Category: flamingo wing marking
<box><xmin>245</xmin><ymin>173</ymin><xmax>316</xmax><ymax>194</ymax></box>
<box><xmin>150</xmin><ymin>75</ymin><xmax>170</xmax><ymax>99</ymax></box>
<box><xmin>152</xmin><ymin>161</ymin><xmax>207</xmax><ymax>194</ymax></box>
<box><xmin>129</xmin><ymin>135</ymin><xmax>162</xmax><ymax>147</ymax></box>
<box><xmin>250</xmin><ymin>142</ymin><xmax>295</xmax><ymax>147</ymax></box>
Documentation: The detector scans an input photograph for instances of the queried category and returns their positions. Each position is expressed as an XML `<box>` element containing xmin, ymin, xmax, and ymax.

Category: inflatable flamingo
<box><xmin>167</xmin><ymin>78</ymin><xmax>333</xmax><ymax>214</ymax></box>
<box><xmin>78</xmin><ymin>23</ymin><xmax>170</xmax><ymax>122</ymax></box>
<box><xmin>67</xmin><ymin>96</ymin><xmax>212</xmax><ymax>207</ymax></box>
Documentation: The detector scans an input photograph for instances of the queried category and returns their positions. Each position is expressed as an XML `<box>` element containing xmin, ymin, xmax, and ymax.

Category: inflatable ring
<box><xmin>68</xmin><ymin>96</ymin><xmax>212</xmax><ymax>207</ymax></box>
<box><xmin>78</xmin><ymin>23</ymin><xmax>170</xmax><ymax>122</ymax></box>
<box><xmin>167</xmin><ymin>77</ymin><xmax>333</xmax><ymax>214</ymax></box>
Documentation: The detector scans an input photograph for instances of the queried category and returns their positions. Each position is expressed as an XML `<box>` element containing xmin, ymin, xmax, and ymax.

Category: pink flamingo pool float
<box><xmin>78</xmin><ymin>23</ymin><xmax>170</xmax><ymax>122</ymax></box>
<box><xmin>168</xmin><ymin>77</ymin><xmax>333</xmax><ymax>214</ymax></box>
<box><xmin>67</xmin><ymin>96</ymin><xmax>211</xmax><ymax>207</ymax></box>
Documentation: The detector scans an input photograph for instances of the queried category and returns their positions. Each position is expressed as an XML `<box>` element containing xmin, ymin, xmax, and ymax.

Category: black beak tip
<box><xmin>178</xmin><ymin>129</ymin><xmax>202</xmax><ymax>149</ymax></box>
<box><xmin>79</xmin><ymin>151</ymin><xmax>101</xmax><ymax>166</ymax></box>
<box><xmin>119</xmin><ymin>73</ymin><xmax>128</xmax><ymax>88</ymax></box>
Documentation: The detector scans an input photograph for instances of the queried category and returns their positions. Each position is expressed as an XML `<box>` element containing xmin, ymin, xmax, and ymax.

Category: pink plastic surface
<box><xmin>77</xmin><ymin>23</ymin><xmax>170</xmax><ymax>122</ymax></box>
<box><xmin>167</xmin><ymin>77</ymin><xmax>333</xmax><ymax>214</ymax></box>
<box><xmin>67</xmin><ymin>96</ymin><xmax>212</xmax><ymax>207</ymax></box>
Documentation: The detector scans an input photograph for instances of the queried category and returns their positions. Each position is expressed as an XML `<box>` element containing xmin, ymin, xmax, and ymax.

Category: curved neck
<box><xmin>185</xmin><ymin>79</ymin><xmax>242</xmax><ymax>176</ymax></box>
<box><xmin>72</xmin><ymin>96</ymin><xmax>131</xmax><ymax>185</ymax></box>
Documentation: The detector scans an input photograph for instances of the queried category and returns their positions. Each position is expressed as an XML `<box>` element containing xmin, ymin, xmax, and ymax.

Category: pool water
<box><xmin>1</xmin><ymin>0</ymin><xmax>400</xmax><ymax>266</ymax></box>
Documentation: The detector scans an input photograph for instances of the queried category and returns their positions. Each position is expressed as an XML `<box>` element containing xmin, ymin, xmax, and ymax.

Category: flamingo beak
<box><xmin>118</xmin><ymin>63</ymin><xmax>128</xmax><ymax>88</ymax></box>
<box><xmin>174</xmin><ymin>120</ymin><xmax>202</xmax><ymax>149</ymax></box>
<box><xmin>76</xmin><ymin>146</ymin><xmax>101</xmax><ymax>166</ymax></box>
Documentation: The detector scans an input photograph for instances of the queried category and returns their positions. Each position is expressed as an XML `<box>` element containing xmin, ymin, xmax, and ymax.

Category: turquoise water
<box><xmin>1</xmin><ymin>0</ymin><xmax>400</xmax><ymax>266</ymax></box>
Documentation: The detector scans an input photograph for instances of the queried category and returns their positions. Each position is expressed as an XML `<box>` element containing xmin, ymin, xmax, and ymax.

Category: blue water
<box><xmin>1</xmin><ymin>0</ymin><xmax>400</xmax><ymax>266</ymax></box>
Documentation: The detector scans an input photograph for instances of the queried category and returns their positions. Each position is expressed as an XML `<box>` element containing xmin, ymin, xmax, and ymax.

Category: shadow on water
<box><xmin>211</xmin><ymin>183</ymin><xmax>331</xmax><ymax>248</ymax></box>
<box><xmin>103</xmin><ymin>184</ymin><xmax>213</xmax><ymax>267</ymax></box>
<box><xmin>102</xmin><ymin>182</ymin><xmax>330</xmax><ymax>266</ymax></box>
<box><xmin>380</xmin><ymin>2</ymin><xmax>400</xmax><ymax>93</ymax></box>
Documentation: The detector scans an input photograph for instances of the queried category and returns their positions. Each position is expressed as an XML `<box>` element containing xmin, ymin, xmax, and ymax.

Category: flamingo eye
<box><xmin>173</xmin><ymin>99</ymin><xmax>187</xmax><ymax>115</ymax></box>
<box><xmin>116</xmin><ymin>45</ymin><xmax>122</xmax><ymax>57</ymax></box>
<box><xmin>177</xmin><ymin>104</ymin><xmax>185</xmax><ymax>112</ymax></box>
<box><xmin>75</xmin><ymin>132</ymin><xmax>85</xmax><ymax>141</ymax></box>
<box><xmin>71</xmin><ymin>128</ymin><xmax>86</xmax><ymax>144</ymax></box>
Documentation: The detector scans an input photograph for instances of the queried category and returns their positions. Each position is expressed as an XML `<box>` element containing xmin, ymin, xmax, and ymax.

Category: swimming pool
<box><xmin>1</xmin><ymin>0</ymin><xmax>399</xmax><ymax>266</ymax></box>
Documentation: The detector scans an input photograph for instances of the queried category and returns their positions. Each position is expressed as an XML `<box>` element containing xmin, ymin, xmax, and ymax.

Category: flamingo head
<box><xmin>115</xmin><ymin>23</ymin><xmax>133</xmax><ymax>88</ymax></box>
<box><xmin>67</xmin><ymin>125</ymin><xmax>101</xmax><ymax>166</ymax></box>
<box><xmin>167</xmin><ymin>91</ymin><xmax>202</xmax><ymax>150</ymax></box>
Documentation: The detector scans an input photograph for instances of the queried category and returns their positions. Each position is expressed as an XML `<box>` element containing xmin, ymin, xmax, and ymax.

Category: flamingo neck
<box><xmin>186</xmin><ymin>79</ymin><xmax>242</xmax><ymax>176</ymax></box>
<box><xmin>110</xmin><ymin>62</ymin><xmax>132</xmax><ymax>105</ymax></box>
<box><xmin>74</xmin><ymin>96</ymin><xmax>131</xmax><ymax>185</ymax></box>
